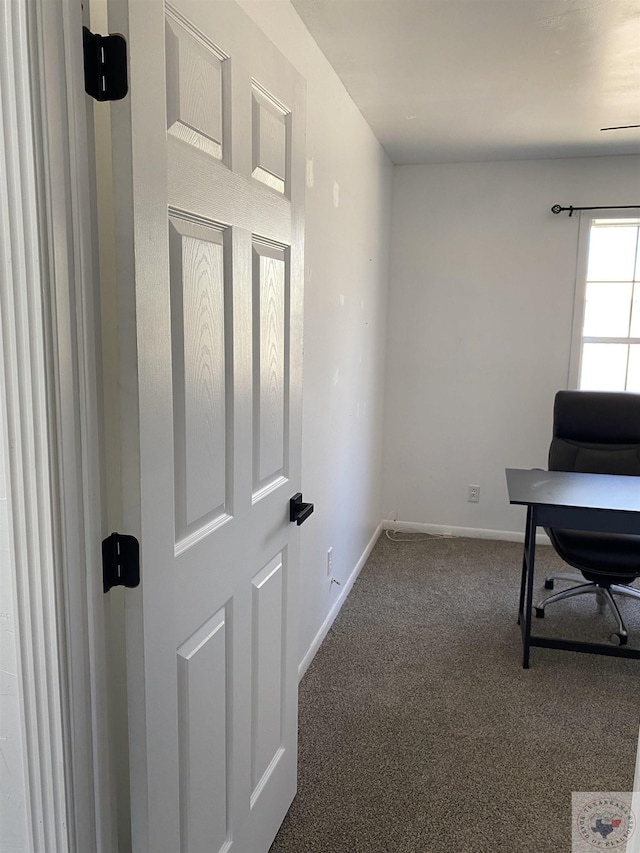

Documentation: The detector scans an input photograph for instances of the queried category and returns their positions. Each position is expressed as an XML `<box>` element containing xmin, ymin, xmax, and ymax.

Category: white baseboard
<box><xmin>384</xmin><ymin>519</ymin><xmax>551</xmax><ymax>546</ymax></box>
<box><xmin>298</xmin><ymin>522</ymin><xmax>383</xmax><ymax>681</ymax></box>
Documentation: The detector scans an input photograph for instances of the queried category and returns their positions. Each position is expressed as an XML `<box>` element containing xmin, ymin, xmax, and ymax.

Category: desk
<box><xmin>506</xmin><ymin>468</ymin><xmax>640</xmax><ymax>668</ymax></box>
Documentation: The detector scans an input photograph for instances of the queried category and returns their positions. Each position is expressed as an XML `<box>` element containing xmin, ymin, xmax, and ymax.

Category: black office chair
<box><xmin>534</xmin><ymin>390</ymin><xmax>640</xmax><ymax>645</ymax></box>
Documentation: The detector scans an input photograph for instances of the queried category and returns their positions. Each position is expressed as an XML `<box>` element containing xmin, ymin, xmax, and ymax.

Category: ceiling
<box><xmin>291</xmin><ymin>0</ymin><xmax>640</xmax><ymax>164</ymax></box>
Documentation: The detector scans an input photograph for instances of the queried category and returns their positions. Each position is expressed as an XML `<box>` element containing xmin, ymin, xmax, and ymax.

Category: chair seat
<box><xmin>550</xmin><ymin>528</ymin><xmax>640</xmax><ymax>583</ymax></box>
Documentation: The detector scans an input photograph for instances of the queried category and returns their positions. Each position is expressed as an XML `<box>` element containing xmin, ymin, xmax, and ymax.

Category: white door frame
<box><xmin>1</xmin><ymin>0</ymin><xmax>113</xmax><ymax>850</ymax></box>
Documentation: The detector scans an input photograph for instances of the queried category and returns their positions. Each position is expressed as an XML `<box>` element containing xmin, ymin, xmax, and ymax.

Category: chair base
<box><xmin>535</xmin><ymin>573</ymin><xmax>640</xmax><ymax>645</ymax></box>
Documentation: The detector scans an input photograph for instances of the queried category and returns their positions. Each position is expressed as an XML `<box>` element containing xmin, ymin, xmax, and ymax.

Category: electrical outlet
<box><xmin>327</xmin><ymin>547</ymin><xmax>333</xmax><ymax>576</ymax></box>
<box><xmin>468</xmin><ymin>485</ymin><xmax>480</xmax><ymax>503</ymax></box>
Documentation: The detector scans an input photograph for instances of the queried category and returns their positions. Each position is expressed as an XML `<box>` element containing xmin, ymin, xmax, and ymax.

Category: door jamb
<box><xmin>2</xmin><ymin>0</ymin><xmax>114</xmax><ymax>849</ymax></box>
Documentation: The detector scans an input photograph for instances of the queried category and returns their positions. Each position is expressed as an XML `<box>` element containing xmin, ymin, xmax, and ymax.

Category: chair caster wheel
<box><xmin>535</xmin><ymin>607</ymin><xmax>545</xmax><ymax>619</ymax></box>
<box><xmin>544</xmin><ymin>579</ymin><xmax>554</xmax><ymax>590</ymax></box>
<box><xmin>611</xmin><ymin>632</ymin><xmax>628</xmax><ymax>646</ymax></box>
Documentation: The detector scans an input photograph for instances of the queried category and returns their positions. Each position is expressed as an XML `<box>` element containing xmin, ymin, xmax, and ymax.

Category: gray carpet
<box><xmin>269</xmin><ymin>534</ymin><xmax>640</xmax><ymax>853</ymax></box>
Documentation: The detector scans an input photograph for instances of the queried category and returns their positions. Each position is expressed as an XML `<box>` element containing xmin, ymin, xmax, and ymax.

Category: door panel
<box><xmin>251</xmin><ymin>553</ymin><xmax>286</xmax><ymax>799</ymax></box>
<box><xmin>177</xmin><ymin>607</ymin><xmax>230</xmax><ymax>853</ymax></box>
<box><xmin>169</xmin><ymin>214</ymin><xmax>231</xmax><ymax>537</ymax></box>
<box><xmin>253</xmin><ymin>240</ymin><xmax>288</xmax><ymax>495</ymax></box>
<box><xmin>109</xmin><ymin>1</ymin><xmax>305</xmax><ymax>850</ymax></box>
<box><xmin>251</xmin><ymin>83</ymin><xmax>290</xmax><ymax>195</ymax></box>
<box><xmin>165</xmin><ymin>7</ymin><xmax>228</xmax><ymax>162</ymax></box>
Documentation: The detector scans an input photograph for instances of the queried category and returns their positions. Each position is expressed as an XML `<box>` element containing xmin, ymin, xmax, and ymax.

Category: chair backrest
<box><xmin>549</xmin><ymin>390</ymin><xmax>640</xmax><ymax>475</ymax></box>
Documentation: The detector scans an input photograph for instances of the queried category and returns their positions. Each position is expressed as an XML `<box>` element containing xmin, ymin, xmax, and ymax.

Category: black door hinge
<box><xmin>83</xmin><ymin>26</ymin><xmax>128</xmax><ymax>102</ymax></box>
<box><xmin>102</xmin><ymin>533</ymin><xmax>140</xmax><ymax>593</ymax></box>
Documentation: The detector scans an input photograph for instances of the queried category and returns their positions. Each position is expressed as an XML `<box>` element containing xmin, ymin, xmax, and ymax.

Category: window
<box><xmin>571</xmin><ymin>216</ymin><xmax>640</xmax><ymax>391</ymax></box>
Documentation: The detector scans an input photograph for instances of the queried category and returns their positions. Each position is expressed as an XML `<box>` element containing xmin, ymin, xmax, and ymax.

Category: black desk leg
<box><xmin>517</xmin><ymin>505</ymin><xmax>531</xmax><ymax>624</ymax></box>
<box><xmin>522</xmin><ymin>506</ymin><xmax>537</xmax><ymax>669</ymax></box>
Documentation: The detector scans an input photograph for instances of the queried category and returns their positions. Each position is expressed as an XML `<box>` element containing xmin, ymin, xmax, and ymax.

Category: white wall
<box><xmin>384</xmin><ymin>155</ymin><xmax>640</xmax><ymax>536</ymax></box>
<box><xmin>239</xmin><ymin>2</ymin><xmax>393</xmax><ymax>666</ymax></box>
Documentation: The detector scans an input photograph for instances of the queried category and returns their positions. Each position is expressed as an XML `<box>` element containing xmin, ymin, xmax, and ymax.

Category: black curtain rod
<box><xmin>551</xmin><ymin>204</ymin><xmax>640</xmax><ymax>217</ymax></box>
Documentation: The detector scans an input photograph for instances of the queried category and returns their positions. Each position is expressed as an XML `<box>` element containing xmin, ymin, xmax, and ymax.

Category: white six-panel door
<box><xmin>108</xmin><ymin>1</ymin><xmax>306</xmax><ymax>849</ymax></box>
